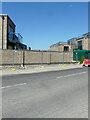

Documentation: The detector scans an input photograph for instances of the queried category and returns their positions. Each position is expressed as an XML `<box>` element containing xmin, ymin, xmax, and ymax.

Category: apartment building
<box><xmin>49</xmin><ymin>33</ymin><xmax>90</xmax><ymax>52</ymax></box>
<box><xmin>0</xmin><ymin>14</ymin><xmax>30</xmax><ymax>50</ymax></box>
<box><xmin>67</xmin><ymin>38</ymin><xmax>78</xmax><ymax>45</ymax></box>
<box><xmin>76</xmin><ymin>32</ymin><xmax>90</xmax><ymax>50</ymax></box>
<box><xmin>49</xmin><ymin>42</ymin><xmax>70</xmax><ymax>52</ymax></box>
<box><xmin>50</xmin><ymin>41</ymin><xmax>75</xmax><ymax>52</ymax></box>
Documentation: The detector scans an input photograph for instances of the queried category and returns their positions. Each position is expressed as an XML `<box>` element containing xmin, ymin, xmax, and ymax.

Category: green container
<box><xmin>73</xmin><ymin>50</ymin><xmax>90</xmax><ymax>61</ymax></box>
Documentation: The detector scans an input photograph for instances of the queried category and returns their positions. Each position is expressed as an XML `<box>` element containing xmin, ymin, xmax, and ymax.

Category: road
<box><xmin>2</xmin><ymin>68</ymin><xmax>88</xmax><ymax>118</ymax></box>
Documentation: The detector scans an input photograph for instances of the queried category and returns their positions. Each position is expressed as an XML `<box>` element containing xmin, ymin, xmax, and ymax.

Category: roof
<box><xmin>74</xmin><ymin>50</ymin><xmax>90</xmax><ymax>52</ymax></box>
<box><xmin>67</xmin><ymin>38</ymin><xmax>78</xmax><ymax>41</ymax></box>
<box><xmin>0</xmin><ymin>14</ymin><xmax>16</xmax><ymax>27</ymax></box>
<box><xmin>0</xmin><ymin>14</ymin><xmax>8</xmax><ymax>16</ymax></box>
<box><xmin>50</xmin><ymin>41</ymin><xmax>67</xmax><ymax>47</ymax></box>
<box><xmin>83</xmin><ymin>32</ymin><xmax>90</xmax><ymax>36</ymax></box>
<box><xmin>76</xmin><ymin>37</ymin><xmax>83</xmax><ymax>41</ymax></box>
<box><xmin>83</xmin><ymin>32</ymin><xmax>90</xmax><ymax>38</ymax></box>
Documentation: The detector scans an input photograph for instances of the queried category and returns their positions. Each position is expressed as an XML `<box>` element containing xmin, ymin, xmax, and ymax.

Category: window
<box><xmin>78</xmin><ymin>41</ymin><xmax>82</xmax><ymax>50</ymax></box>
<box><xmin>68</xmin><ymin>41</ymin><xmax>70</xmax><ymax>45</ymax></box>
<box><xmin>8</xmin><ymin>25</ymin><xmax>14</xmax><ymax>42</ymax></box>
<box><xmin>64</xmin><ymin>46</ymin><xmax>69</xmax><ymax>51</ymax></box>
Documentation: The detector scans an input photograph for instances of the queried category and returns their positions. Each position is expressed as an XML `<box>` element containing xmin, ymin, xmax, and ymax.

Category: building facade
<box><xmin>0</xmin><ymin>14</ymin><xmax>16</xmax><ymax>49</ymax></box>
<box><xmin>0</xmin><ymin>14</ymin><xmax>30</xmax><ymax>50</ymax></box>
<box><xmin>76</xmin><ymin>32</ymin><xmax>90</xmax><ymax>50</ymax></box>
<box><xmin>50</xmin><ymin>41</ymin><xmax>75</xmax><ymax>52</ymax></box>
<box><xmin>49</xmin><ymin>33</ymin><xmax>90</xmax><ymax>52</ymax></box>
<box><xmin>50</xmin><ymin>42</ymin><xmax>67</xmax><ymax>48</ymax></box>
<box><xmin>67</xmin><ymin>38</ymin><xmax>78</xmax><ymax>45</ymax></box>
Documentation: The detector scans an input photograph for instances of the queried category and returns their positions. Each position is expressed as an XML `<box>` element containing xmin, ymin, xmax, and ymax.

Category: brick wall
<box><xmin>1</xmin><ymin>50</ymin><xmax>23</xmax><ymax>65</ymax></box>
<box><xmin>24</xmin><ymin>51</ymin><xmax>42</xmax><ymax>64</ymax></box>
<box><xmin>0</xmin><ymin>50</ymin><xmax>73</xmax><ymax>66</ymax></box>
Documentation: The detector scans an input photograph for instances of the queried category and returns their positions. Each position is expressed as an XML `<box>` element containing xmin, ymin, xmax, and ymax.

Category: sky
<box><xmin>2</xmin><ymin>2</ymin><xmax>88</xmax><ymax>50</ymax></box>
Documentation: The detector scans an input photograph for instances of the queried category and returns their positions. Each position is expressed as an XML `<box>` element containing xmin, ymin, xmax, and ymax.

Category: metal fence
<box><xmin>1</xmin><ymin>50</ymin><xmax>73</xmax><ymax>67</ymax></box>
<box><xmin>73</xmin><ymin>50</ymin><xmax>90</xmax><ymax>61</ymax></box>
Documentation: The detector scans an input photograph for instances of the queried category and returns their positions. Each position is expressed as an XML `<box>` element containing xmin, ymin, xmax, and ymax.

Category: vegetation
<box><xmin>80</xmin><ymin>56</ymin><xmax>85</xmax><ymax>64</ymax></box>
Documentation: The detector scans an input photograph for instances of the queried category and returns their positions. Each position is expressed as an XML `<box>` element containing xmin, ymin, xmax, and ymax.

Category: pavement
<box><xmin>1</xmin><ymin>64</ymin><xmax>83</xmax><ymax>76</ymax></box>
<box><xmin>2</xmin><ymin>67</ymin><xmax>88</xmax><ymax>118</ymax></box>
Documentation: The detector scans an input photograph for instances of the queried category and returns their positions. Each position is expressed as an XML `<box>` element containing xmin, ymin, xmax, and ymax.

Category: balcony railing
<box><xmin>8</xmin><ymin>32</ymin><xmax>23</xmax><ymax>44</ymax></box>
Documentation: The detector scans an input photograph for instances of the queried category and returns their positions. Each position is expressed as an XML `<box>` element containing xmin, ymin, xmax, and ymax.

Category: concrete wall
<box><xmin>0</xmin><ymin>15</ymin><xmax>8</xmax><ymax>49</ymax></box>
<box><xmin>49</xmin><ymin>45</ymin><xmax>75</xmax><ymax>52</ymax></box>
<box><xmin>49</xmin><ymin>46</ymin><xmax>61</xmax><ymax>51</ymax></box>
<box><xmin>0</xmin><ymin>50</ymin><xmax>73</xmax><ymax>66</ymax></box>
<box><xmin>76</xmin><ymin>38</ymin><xmax>89</xmax><ymax>50</ymax></box>
<box><xmin>0</xmin><ymin>16</ymin><xmax>2</xmax><ymax>49</ymax></box>
<box><xmin>83</xmin><ymin>38</ymin><xmax>89</xmax><ymax>50</ymax></box>
<box><xmin>3</xmin><ymin>15</ymin><xmax>8</xmax><ymax>49</ymax></box>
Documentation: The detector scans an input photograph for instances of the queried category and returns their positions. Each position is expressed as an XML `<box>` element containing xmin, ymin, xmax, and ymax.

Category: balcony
<box><xmin>8</xmin><ymin>32</ymin><xmax>23</xmax><ymax>44</ymax></box>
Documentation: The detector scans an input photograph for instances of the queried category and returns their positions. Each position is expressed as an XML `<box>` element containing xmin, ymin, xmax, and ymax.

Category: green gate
<box><xmin>73</xmin><ymin>50</ymin><xmax>90</xmax><ymax>61</ymax></box>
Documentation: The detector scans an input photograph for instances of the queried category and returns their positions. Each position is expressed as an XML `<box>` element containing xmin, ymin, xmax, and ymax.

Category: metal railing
<box><xmin>1</xmin><ymin>49</ymin><xmax>73</xmax><ymax>67</ymax></box>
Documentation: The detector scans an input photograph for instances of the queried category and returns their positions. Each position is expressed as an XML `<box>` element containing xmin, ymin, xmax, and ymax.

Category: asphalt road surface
<box><xmin>2</xmin><ymin>68</ymin><xmax>88</xmax><ymax>118</ymax></box>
